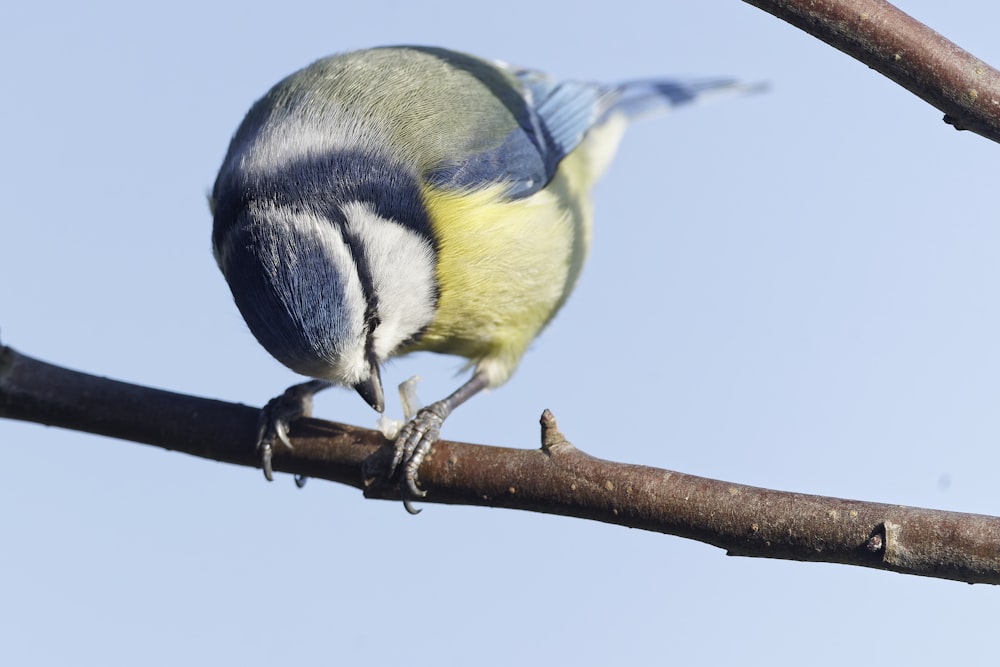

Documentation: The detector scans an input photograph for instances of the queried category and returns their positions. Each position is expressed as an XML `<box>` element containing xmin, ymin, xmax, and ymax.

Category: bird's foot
<box><xmin>256</xmin><ymin>380</ymin><xmax>329</xmax><ymax>481</ymax></box>
<box><xmin>390</xmin><ymin>401</ymin><xmax>451</xmax><ymax>513</ymax></box>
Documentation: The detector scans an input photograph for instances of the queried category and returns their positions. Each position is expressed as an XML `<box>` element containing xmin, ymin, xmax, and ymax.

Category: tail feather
<box><xmin>606</xmin><ymin>79</ymin><xmax>768</xmax><ymax>123</ymax></box>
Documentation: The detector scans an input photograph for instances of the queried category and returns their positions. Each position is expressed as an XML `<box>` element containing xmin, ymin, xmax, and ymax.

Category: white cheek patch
<box><xmin>340</xmin><ymin>201</ymin><xmax>437</xmax><ymax>360</ymax></box>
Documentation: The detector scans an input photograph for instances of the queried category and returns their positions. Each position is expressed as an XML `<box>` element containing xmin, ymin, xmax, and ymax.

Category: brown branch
<box><xmin>2</xmin><ymin>344</ymin><xmax>999</xmax><ymax>584</ymax></box>
<box><xmin>743</xmin><ymin>0</ymin><xmax>1000</xmax><ymax>143</ymax></box>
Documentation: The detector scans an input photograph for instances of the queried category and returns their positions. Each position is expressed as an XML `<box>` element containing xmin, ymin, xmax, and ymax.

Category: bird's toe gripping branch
<box><xmin>387</xmin><ymin>370</ymin><xmax>490</xmax><ymax>513</ymax></box>
<box><xmin>390</xmin><ymin>400</ymin><xmax>452</xmax><ymax>501</ymax></box>
<box><xmin>255</xmin><ymin>379</ymin><xmax>331</xmax><ymax>481</ymax></box>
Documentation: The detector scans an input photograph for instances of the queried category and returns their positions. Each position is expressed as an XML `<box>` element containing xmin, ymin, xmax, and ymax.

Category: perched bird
<box><xmin>211</xmin><ymin>45</ymin><xmax>755</xmax><ymax>504</ymax></box>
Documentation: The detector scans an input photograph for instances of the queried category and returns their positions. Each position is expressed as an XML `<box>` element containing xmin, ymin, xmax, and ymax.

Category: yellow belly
<box><xmin>409</xmin><ymin>166</ymin><xmax>592</xmax><ymax>385</ymax></box>
<box><xmin>405</xmin><ymin>118</ymin><xmax>624</xmax><ymax>386</ymax></box>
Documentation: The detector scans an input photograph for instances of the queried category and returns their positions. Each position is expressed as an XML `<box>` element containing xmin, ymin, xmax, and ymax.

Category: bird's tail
<box><xmin>604</xmin><ymin>78</ymin><xmax>768</xmax><ymax>124</ymax></box>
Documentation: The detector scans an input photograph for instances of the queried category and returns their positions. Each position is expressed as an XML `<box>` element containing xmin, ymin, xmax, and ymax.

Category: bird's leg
<box><xmin>257</xmin><ymin>379</ymin><xmax>332</xmax><ymax>481</ymax></box>
<box><xmin>390</xmin><ymin>370</ymin><xmax>490</xmax><ymax>508</ymax></box>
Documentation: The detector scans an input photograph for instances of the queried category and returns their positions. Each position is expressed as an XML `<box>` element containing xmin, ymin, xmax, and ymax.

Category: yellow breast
<box><xmin>407</xmin><ymin>120</ymin><xmax>622</xmax><ymax>387</ymax></box>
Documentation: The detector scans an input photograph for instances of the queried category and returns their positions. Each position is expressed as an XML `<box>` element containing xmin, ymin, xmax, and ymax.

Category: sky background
<box><xmin>2</xmin><ymin>1</ymin><xmax>999</xmax><ymax>664</ymax></box>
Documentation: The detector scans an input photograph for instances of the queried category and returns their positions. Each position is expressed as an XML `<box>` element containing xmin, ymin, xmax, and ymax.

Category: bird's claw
<box><xmin>256</xmin><ymin>406</ymin><xmax>290</xmax><ymax>481</ymax></box>
<box><xmin>259</xmin><ymin>440</ymin><xmax>275</xmax><ymax>482</ymax></box>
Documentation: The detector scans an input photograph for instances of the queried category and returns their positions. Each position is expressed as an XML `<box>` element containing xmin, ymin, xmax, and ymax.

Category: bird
<box><xmin>210</xmin><ymin>45</ymin><xmax>757</xmax><ymax>507</ymax></box>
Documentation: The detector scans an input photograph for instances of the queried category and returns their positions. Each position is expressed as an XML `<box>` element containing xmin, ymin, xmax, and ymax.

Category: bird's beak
<box><xmin>353</xmin><ymin>365</ymin><xmax>384</xmax><ymax>413</ymax></box>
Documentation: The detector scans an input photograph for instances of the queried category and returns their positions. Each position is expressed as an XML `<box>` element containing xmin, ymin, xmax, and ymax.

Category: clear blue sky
<box><xmin>3</xmin><ymin>1</ymin><xmax>999</xmax><ymax>664</ymax></box>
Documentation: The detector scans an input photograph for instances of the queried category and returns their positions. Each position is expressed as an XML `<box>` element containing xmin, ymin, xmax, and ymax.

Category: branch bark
<box><xmin>3</xmin><ymin>344</ymin><xmax>999</xmax><ymax>585</ymax></box>
<box><xmin>743</xmin><ymin>0</ymin><xmax>1000</xmax><ymax>144</ymax></box>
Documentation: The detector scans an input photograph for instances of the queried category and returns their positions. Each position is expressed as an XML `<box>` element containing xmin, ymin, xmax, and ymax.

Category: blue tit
<box><xmin>211</xmin><ymin>45</ymin><xmax>755</xmax><ymax>501</ymax></box>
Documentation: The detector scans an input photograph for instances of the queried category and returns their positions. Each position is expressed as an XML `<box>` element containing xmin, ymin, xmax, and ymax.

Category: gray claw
<box><xmin>274</xmin><ymin>419</ymin><xmax>292</xmax><ymax>450</ymax></box>
<box><xmin>257</xmin><ymin>403</ymin><xmax>294</xmax><ymax>482</ymax></box>
<box><xmin>403</xmin><ymin>449</ymin><xmax>430</xmax><ymax>498</ymax></box>
<box><xmin>260</xmin><ymin>440</ymin><xmax>274</xmax><ymax>482</ymax></box>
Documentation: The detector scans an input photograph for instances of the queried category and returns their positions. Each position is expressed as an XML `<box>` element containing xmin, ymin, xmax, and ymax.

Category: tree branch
<box><xmin>3</xmin><ymin>344</ymin><xmax>999</xmax><ymax>584</ymax></box>
<box><xmin>743</xmin><ymin>0</ymin><xmax>1000</xmax><ymax>144</ymax></box>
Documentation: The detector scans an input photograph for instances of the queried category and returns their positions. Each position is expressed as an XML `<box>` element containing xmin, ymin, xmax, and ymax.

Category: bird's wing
<box><xmin>422</xmin><ymin>59</ymin><xmax>615</xmax><ymax>200</ymax></box>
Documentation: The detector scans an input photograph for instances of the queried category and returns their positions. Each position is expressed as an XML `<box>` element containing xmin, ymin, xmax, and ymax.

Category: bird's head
<box><xmin>212</xmin><ymin>181</ymin><xmax>438</xmax><ymax>414</ymax></box>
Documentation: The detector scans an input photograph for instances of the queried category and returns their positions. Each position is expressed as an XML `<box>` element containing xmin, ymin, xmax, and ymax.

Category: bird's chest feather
<box><xmin>408</xmin><ymin>178</ymin><xmax>590</xmax><ymax>364</ymax></box>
